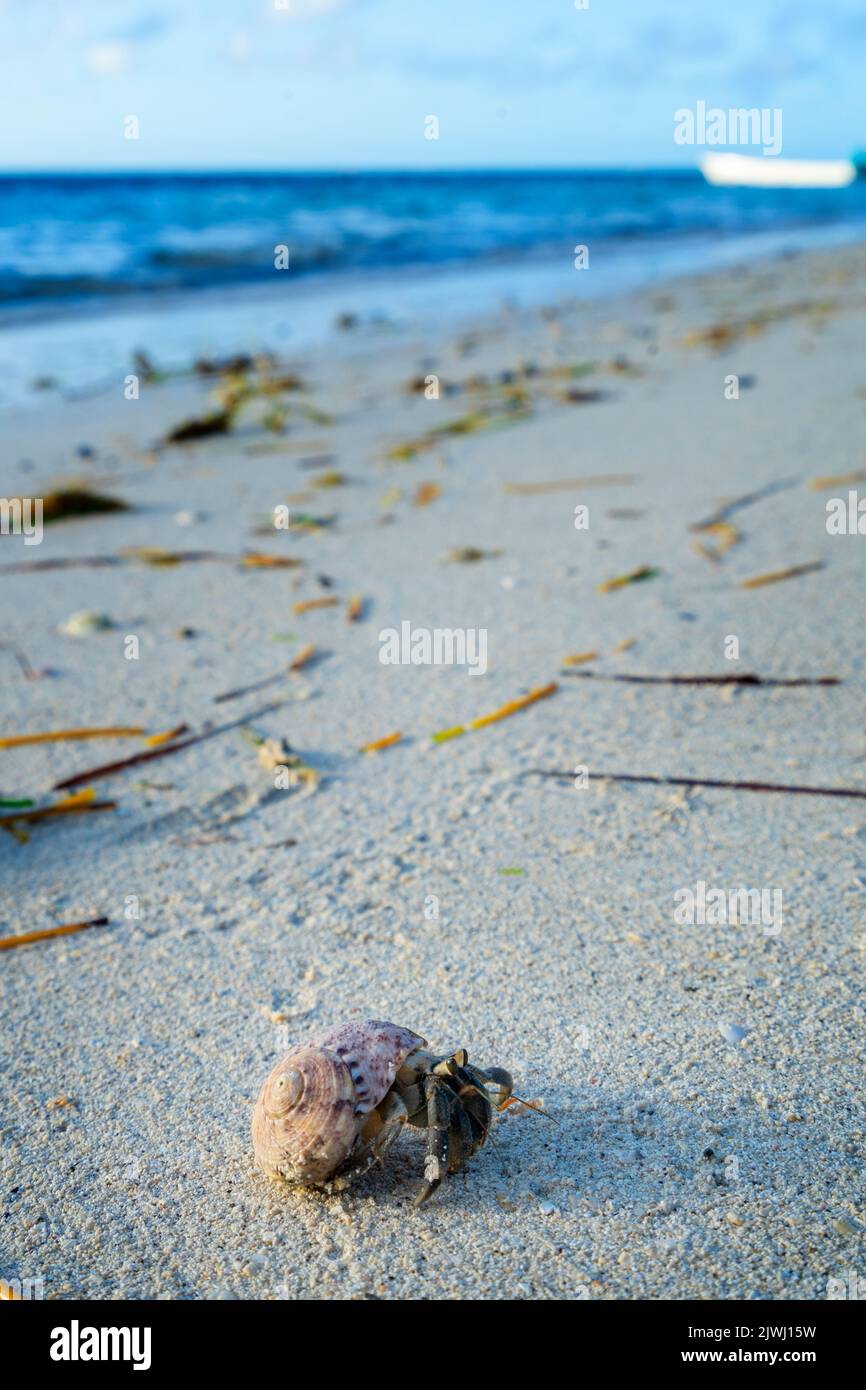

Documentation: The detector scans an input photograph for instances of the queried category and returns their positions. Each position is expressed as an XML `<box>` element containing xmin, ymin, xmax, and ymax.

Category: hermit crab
<box><xmin>252</xmin><ymin>1019</ymin><xmax>514</xmax><ymax>1205</ymax></box>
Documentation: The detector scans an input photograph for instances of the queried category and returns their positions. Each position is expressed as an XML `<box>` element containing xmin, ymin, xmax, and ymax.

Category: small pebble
<box><xmin>718</xmin><ymin>1021</ymin><xmax>750</xmax><ymax>1046</ymax></box>
<box><xmin>832</xmin><ymin>1217</ymin><xmax>861</xmax><ymax>1238</ymax></box>
<box><xmin>59</xmin><ymin>610</ymin><xmax>114</xmax><ymax>637</ymax></box>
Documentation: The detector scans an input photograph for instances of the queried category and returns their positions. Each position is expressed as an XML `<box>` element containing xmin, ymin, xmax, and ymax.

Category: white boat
<box><xmin>701</xmin><ymin>153</ymin><xmax>857</xmax><ymax>189</ymax></box>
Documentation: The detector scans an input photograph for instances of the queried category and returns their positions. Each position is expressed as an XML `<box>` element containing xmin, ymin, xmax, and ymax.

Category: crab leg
<box><xmin>478</xmin><ymin>1066</ymin><xmax>514</xmax><ymax>1109</ymax></box>
<box><xmin>348</xmin><ymin>1088</ymin><xmax>410</xmax><ymax>1175</ymax></box>
<box><xmin>447</xmin><ymin>1091</ymin><xmax>476</xmax><ymax>1174</ymax></box>
<box><xmin>413</xmin><ymin>1075</ymin><xmax>451</xmax><ymax>1206</ymax></box>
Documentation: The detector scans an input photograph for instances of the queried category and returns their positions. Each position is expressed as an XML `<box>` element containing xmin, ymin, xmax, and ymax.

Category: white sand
<box><xmin>1</xmin><ymin>242</ymin><xmax>865</xmax><ymax>1300</ymax></box>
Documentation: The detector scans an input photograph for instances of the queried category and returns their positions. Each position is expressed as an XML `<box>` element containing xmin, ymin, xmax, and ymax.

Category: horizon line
<box><xmin>0</xmin><ymin>163</ymin><xmax>704</xmax><ymax>178</ymax></box>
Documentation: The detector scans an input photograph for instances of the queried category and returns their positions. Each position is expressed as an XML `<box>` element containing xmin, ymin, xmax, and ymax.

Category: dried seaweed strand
<box><xmin>689</xmin><ymin>476</ymin><xmax>800</xmax><ymax>531</ymax></box>
<box><xmin>214</xmin><ymin>649</ymin><xmax>317</xmax><ymax>704</ymax></box>
<box><xmin>241</xmin><ymin>553</ymin><xmax>303</xmax><ymax>569</ymax></box>
<box><xmin>0</xmin><ymin>917</ymin><xmax>109</xmax><ymax>952</ymax></box>
<box><xmin>0</xmin><ymin>642</ymin><xmax>38</xmax><ymax>679</ymax></box>
<box><xmin>598</xmin><ymin>565</ymin><xmax>660</xmax><ymax>594</ymax></box>
<box><xmin>145</xmin><ymin>724</ymin><xmax>189</xmax><ymax>747</ymax></box>
<box><xmin>0</xmin><ymin>726</ymin><xmax>145</xmax><ymax>749</ymax></box>
<box><xmin>294</xmin><ymin>596</ymin><xmax>340</xmax><ymax>615</ymax></box>
<box><xmin>360</xmin><ymin>731</ymin><xmax>403</xmax><ymax>753</ymax></box>
<box><xmin>433</xmin><ymin>682</ymin><xmax>558</xmax><ymax>742</ymax></box>
<box><xmin>0</xmin><ymin>799</ymin><xmax>116</xmax><ymax>827</ymax></box>
<box><xmin>691</xmin><ymin>521</ymin><xmax>741</xmax><ymax>563</ymax></box>
<box><xmin>741</xmin><ymin>561</ymin><xmax>825</xmax><ymax>590</ymax></box>
<box><xmin>0</xmin><ymin>550</ymin><xmax>299</xmax><ymax>576</ymax></box>
<box><xmin>562</xmin><ymin>651</ymin><xmax>599</xmax><ymax>667</ymax></box>
<box><xmin>530</xmin><ymin>769</ymin><xmax>866</xmax><ymax>800</ymax></box>
<box><xmin>471</xmin><ymin>681</ymin><xmax>558</xmax><ymax>730</ymax></box>
<box><xmin>433</xmin><ymin>725</ymin><xmax>467</xmax><ymax>744</ymax></box>
<box><xmin>214</xmin><ymin>669</ymin><xmax>291</xmax><ymax>705</ymax></box>
<box><xmin>290</xmin><ymin>642</ymin><xmax>317</xmax><ymax>671</ymax></box>
<box><xmin>503</xmin><ymin>474</ymin><xmax>635</xmax><ymax>496</ymax></box>
<box><xmin>808</xmin><ymin>470</ymin><xmax>865</xmax><ymax>492</ymax></box>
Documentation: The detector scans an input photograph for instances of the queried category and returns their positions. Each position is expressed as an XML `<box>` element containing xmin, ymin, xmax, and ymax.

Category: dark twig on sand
<box><xmin>0</xmin><ymin>549</ymin><xmax>303</xmax><ymax>576</ymax></box>
<box><xmin>689</xmin><ymin>476</ymin><xmax>800</xmax><ymax>532</ymax></box>
<box><xmin>562</xmin><ymin>671</ymin><xmax>839</xmax><ymax>687</ymax></box>
<box><xmin>53</xmin><ymin>701</ymin><xmax>286</xmax><ymax>791</ymax></box>
<box><xmin>213</xmin><ymin>667</ymin><xmax>294</xmax><ymax>704</ymax></box>
<box><xmin>0</xmin><ymin>551</ymin><xmax>220</xmax><ymax>575</ymax></box>
<box><xmin>0</xmin><ymin>641</ymin><xmax>39</xmax><ymax>679</ymax></box>
<box><xmin>741</xmin><ymin>561</ymin><xmax>825</xmax><ymax>590</ymax></box>
<box><xmin>530</xmin><ymin>769</ymin><xmax>866</xmax><ymax>800</ymax></box>
<box><xmin>213</xmin><ymin>644</ymin><xmax>319</xmax><ymax>702</ymax></box>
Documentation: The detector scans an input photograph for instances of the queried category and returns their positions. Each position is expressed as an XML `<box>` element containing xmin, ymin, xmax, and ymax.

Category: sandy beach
<box><xmin>2</xmin><ymin>238</ymin><xmax>865</xmax><ymax>1301</ymax></box>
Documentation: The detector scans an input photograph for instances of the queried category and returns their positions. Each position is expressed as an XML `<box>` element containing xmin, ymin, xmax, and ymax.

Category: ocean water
<box><xmin>0</xmin><ymin>169</ymin><xmax>865</xmax><ymax>405</ymax></box>
<box><xmin>4</xmin><ymin>169</ymin><xmax>866</xmax><ymax>310</ymax></box>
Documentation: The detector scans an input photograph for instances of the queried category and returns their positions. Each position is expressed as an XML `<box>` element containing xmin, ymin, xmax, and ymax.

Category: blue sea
<box><xmin>1</xmin><ymin>170</ymin><xmax>865</xmax><ymax>404</ymax></box>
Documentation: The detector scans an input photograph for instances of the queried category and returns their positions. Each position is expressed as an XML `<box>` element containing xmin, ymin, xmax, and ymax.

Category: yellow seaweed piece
<box><xmin>242</xmin><ymin>553</ymin><xmax>303</xmax><ymax>568</ymax></box>
<box><xmin>0</xmin><ymin>727</ymin><xmax>145</xmax><ymax>749</ymax></box>
<box><xmin>360</xmin><ymin>731</ymin><xmax>403</xmax><ymax>753</ymax></box>
<box><xmin>145</xmin><ymin>724</ymin><xmax>188</xmax><ymax>748</ymax></box>
<box><xmin>741</xmin><ymin>561</ymin><xmax>825</xmax><ymax>590</ymax></box>
<box><xmin>503</xmin><ymin>474</ymin><xmax>635</xmax><ymax>495</ymax></box>
<box><xmin>293</xmin><ymin>596</ymin><xmax>340</xmax><ymax>614</ymax></box>
<box><xmin>598</xmin><ymin>565</ymin><xmax>660</xmax><ymax>594</ymax></box>
<box><xmin>0</xmin><ymin>917</ymin><xmax>109</xmax><ymax>952</ymax></box>
<box><xmin>808</xmin><ymin>470</ymin><xmax>866</xmax><ymax>491</ymax></box>
<box><xmin>431</xmin><ymin>725</ymin><xmax>467</xmax><ymax>744</ymax></box>
<box><xmin>290</xmin><ymin>642</ymin><xmax>317</xmax><ymax>671</ymax></box>
<box><xmin>470</xmin><ymin>681</ymin><xmax>558</xmax><ymax>730</ymax></box>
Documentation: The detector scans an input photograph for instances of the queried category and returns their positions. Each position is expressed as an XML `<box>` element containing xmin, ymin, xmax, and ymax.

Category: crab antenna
<box><xmin>502</xmin><ymin>1094</ymin><xmax>560</xmax><ymax>1124</ymax></box>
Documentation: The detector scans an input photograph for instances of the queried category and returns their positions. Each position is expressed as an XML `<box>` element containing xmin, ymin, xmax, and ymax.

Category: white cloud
<box><xmin>272</xmin><ymin>0</ymin><xmax>350</xmax><ymax>19</ymax></box>
<box><xmin>227</xmin><ymin>31</ymin><xmax>255</xmax><ymax>62</ymax></box>
<box><xmin>86</xmin><ymin>42</ymin><xmax>128</xmax><ymax>75</ymax></box>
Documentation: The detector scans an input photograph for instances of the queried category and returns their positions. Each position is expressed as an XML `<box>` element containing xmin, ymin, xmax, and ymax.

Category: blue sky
<box><xmin>0</xmin><ymin>0</ymin><xmax>863</xmax><ymax>169</ymax></box>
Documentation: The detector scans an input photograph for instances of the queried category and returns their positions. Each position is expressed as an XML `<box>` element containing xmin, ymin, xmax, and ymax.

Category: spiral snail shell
<box><xmin>252</xmin><ymin>1019</ymin><xmax>425</xmax><ymax>1185</ymax></box>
